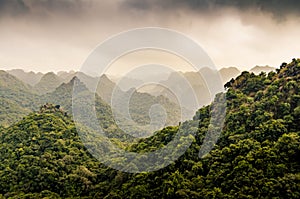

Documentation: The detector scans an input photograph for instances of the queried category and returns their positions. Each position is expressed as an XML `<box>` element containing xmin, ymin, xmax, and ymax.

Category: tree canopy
<box><xmin>0</xmin><ymin>59</ymin><xmax>299</xmax><ymax>198</ymax></box>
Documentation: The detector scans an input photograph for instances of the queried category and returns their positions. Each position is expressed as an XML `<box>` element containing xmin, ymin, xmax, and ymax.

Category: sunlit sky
<box><xmin>0</xmin><ymin>0</ymin><xmax>300</xmax><ymax>74</ymax></box>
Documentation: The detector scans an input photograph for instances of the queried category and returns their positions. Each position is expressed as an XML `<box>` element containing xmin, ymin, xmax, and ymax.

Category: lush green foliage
<box><xmin>0</xmin><ymin>59</ymin><xmax>299</xmax><ymax>198</ymax></box>
<box><xmin>0</xmin><ymin>71</ymin><xmax>183</xmax><ymax>129</ymax></box>
<box><xmin>0</xmin><ymin>70</ymin><xmax>38</xmax><ymax>126</ymax></box>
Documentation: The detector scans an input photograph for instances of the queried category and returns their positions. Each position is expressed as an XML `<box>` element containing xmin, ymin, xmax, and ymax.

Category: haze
<box><xmin>0</xmin><ymin>0</ymin><xmax>299</xmax><ymax>74</ymax></box>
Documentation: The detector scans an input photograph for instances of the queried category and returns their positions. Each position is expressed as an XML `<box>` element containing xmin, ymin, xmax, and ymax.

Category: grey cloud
<box><xmin>0</xmin><ymin>0</ymin><xmax>29</xmax><ymax>16</ymax></box>
<box><xmin>1</xmin><ymin>0</ymin><xmax>299</xmax><ymax>19</ymax></box>
<box><xmin>0</xmin><ymin>0</ymin><xmax>90</xmax><ymax>17</ymax></box>
<box><xmin>122</xmin><ymin>0</ymin><xmax>300</xmax><ymax>17</ymax></box>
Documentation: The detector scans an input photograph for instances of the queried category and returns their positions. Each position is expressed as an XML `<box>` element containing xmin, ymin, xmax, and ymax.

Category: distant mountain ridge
<box><xmin>0</xmin><ymin>70</ymin><xmax>186</xmax><ymax>128</ymax></box>
<box><xmin>219</xmin><ymin>67</ymin><xmax>241</xmax><ymax>83</ymax></box>
<box><xmin>2</xmin><ymin>65</ymin><xmax>279</xmax><ymax>122</ymax></box>
<box><xmin>0</xmin><ymin>59</ymin><xmax>299</xmax><ymax>198</ymax></box>
<box><xmin>0</xmin><ymin>64</ymin><xmax>280</xmax><ymax>127</ymax></box>
<box><xmin>250</xmin><ymin>65</ymin><xmax>276</xmax><ymax>74</ymax></box>
<box><xmin>7</xmin><ymin>69</ymin><xmax>43</xmax><ymax>86</ymax></box>
<box><xmin>34</xmin><ymin>72</ymin><xmax>64</xmax><ymax>94</ymax></box>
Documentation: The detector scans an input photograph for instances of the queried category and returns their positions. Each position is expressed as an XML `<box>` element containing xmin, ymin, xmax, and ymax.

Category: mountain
<box><xmin>113</xmin><ymin>76</ymin><xmax>144</xmax><ymax>92</ymax></box>
<box><xmin>0</xmin><ymin>98</ymin><xmax>31</xmax><ymax>127</ymax></box>
<box><xmin>117</xmin><ymin>68</ymin><xmax>171</xmax><ymax>84</ymax></box>
<box><xmin>95</xmin><ymin>75</ymin><xmax>186</xmax><ymax>136</ymax></box>
<box><xmin>0</xmin><ymin>108</ymin><xmax>104</xmax><ymax>198</ymax></box>
<box><xmin>41</xmin><ymin>76</ymin><xmax>87</xmax><ymax>113</ymax></box>
<box><xmin>57</xmin><ymin>70</ymin><xmax>76</xmax><ymax>80</ymax></box>
<box><xmin>96</xmin><ymin>74</ymin><xmax>119</xmax><ymax>103</ymax></box>
<box><xmin>250</xmin><ymin>65</ymin><xmax>276</xmax><ymax>74</ymax></box>
<box><xmin>130</xmin><ymin>91</ymin><xmax>180</xmax><ymax>126</ymax></box>
<box><xmin>41</xmin><ymin>77</ymin><xmax>129</xmax><ymax>139</ymax></box>
<box><xmin>0</xmin><ymin>70</ymin><xmax>37</xmax><ymax>126</ymax></box>
<box><xmin>58</xmin><ymin>72</ymin><xmax>118</xmax><ymax>102</ymax></box>
<box><xmin>0</xmin><ymin>59</ymin><xmax>299</xmax><ymax>198</ymax></box>
<box><xmin>0</xmin><ymin>70</ymin><xmax>32</xmax><ymax>92</ymax></box>
<box><xmin>60</xmin><ymin>71</ymin><xmax>99</xmax><ymax>92</ymax></box>
<box><xmin>113</xmin><ymin>58</ymin><xmax>300</xmax><ymax>198</ymax></box>
<box><xmin>0</xmin><ymin>69</ymin><xmax>184</xmax><ymax>132</ymax></box>
<box><xmin>99</xmin><ymin>74</ymin><xmax>187</xmax><ymax>137</ymax></box>
<box><xmin>219</xmin><ymin>67</ymin><xmax>241</xmax><ymax>83</ymax></box>
<box><xmin>34</xmin><ymin>72</ymin><xmax>63</xmax><ymax>94</ymax></box>
<box><xmin>7</xmin><ymin>69</ymin><xmax>43</xmax><ymax>86</ymax></box>
<box><xmin>141</xmin><ymin>67</ymin><xmax>241</xmax><ymax>113</ymax></box>
<box><xmin>145</xmin><ymin>70</ymin><xmax>212</xmax><ymax>113</ymax></box>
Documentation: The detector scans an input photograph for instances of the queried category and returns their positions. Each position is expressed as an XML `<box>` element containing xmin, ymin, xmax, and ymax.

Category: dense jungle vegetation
<box><xmin>0</xmin><ymin>59</ymin><xmax>299</xmax><ymax>198</ymax></box>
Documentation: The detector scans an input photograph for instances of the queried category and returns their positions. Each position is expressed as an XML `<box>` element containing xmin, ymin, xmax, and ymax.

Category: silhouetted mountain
<box><xmin>140</xmin><ymin>67</ymin><xmax>242</xmax><ymax>112</ymax></box>
<box><xmin>95</xmin><ymin>74</ymin><xmax>121</xmax><ymax>103</ymax></box>
<box><xmin>114</xmin><ymin>76</ymin><xmax>144</xmax><ymax>91</ymax></box>
<box><xmin>250</xmin><ymin>65</ymin><xmax>276</xmax><ymax>74</ymax></box>
<box><xmin>7</xmin><ymin>69</ymin><xmax>43</xmax><ymax>86</ymax></box>
<box><xmin>34</xmin><ymin>72</ymin><xmax>63</xmax><ymax>94</ymax></box>
<box><xmin>145</xmin><ymin>70</ymin><xmax>211</xmax><ymax>113</ymax></box>
<box><xmin>57</xmin><ymin>70</ymin><xmax>76</xmax><ymax>79</ymax></box>
<box><xmin>219</xmin><ymin>67</ymin><xmax>241</xmax><ymax>83</ymax></box>
<box><xmin>0</xmin><ymin>70</ymin><xmax>32</xmax><ymax>92</ymax></box>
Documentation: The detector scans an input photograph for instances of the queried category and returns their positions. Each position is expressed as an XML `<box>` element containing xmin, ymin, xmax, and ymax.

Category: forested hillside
<box><xmin>0</xmin><ymin>59</ymin><xmax>299</xmax><ymax>198</ymax></box>
<box><xmin>0</xmin><ymin>71</ymin><xmax>38</xmax><ymax>126</ymax></box>
<box><xmin>34</xmin><ymin>72</ymin><xmax>64</xmax><ymax>94</ymax></box>
<box><xmin>0</xmin><ymin>72</ymin><xmax>183</xmax><ymax>130</ymax></box>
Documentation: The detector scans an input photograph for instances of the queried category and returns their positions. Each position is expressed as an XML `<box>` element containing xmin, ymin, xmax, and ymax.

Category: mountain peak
<box><xmin>100</xmin><ymin>74</ymin><xmax>111</xmax><ymax>81</ymax></box>
<box><xmin>55</xmin><ymin>75</ymin><xmax>88</xmax><ymax>93</ymax></box>
<box><xmin>70</xmin><ymin>76</ymin><xmax>80</xmax><ymax>84</ymax></box>
<box><xmin>7</xmin><ymin>69</ymin><xmax>43</xmax><ymax>86</ymax></box>
<box><xmin>0</xmin><ymin>70</ymin><xmax>32</xmax><ymax>91</ymax></box>
<box><xmin>43</xmin><ymin>72</ymin><xmax>58</xmax><ymax>78</ymax></box>
<box><xmin>250</xmin><ymin>65</ymin><xmax>275</xmax><ymax>74</ymax></box>
<box><xmin>34</xmin><ymin>72</ymin><xmax>63</xmax><ymax>94</ymax></box>
<box><xmin>219</xmin><ymin>67</ymin><xmax>241</xmax><ymax>83</ymax></box>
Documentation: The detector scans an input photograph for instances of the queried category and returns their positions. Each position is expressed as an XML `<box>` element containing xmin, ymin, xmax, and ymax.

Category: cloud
<box><xmin>1</xmin><ymin>0</ymin><xmax>299</xmax><ymax>21</ymax></box>
<box><xmin>122</xmin><ymin>0</ymin><xmax>300</xmax><ymax>18</ymax></box>
<box><xmin>0</xmin><ymin>0</ymin><xmax>90</xmax><ymax>18</ymax></box>
<box><xmin>0</xmin><ymin>0</ymin><xmax>29</xmax><ymax>16</ymax></box>
<box><xmin>0</xmin><ymin>0</ymin><xmax>299</xmax><ymax>73</ymax></box>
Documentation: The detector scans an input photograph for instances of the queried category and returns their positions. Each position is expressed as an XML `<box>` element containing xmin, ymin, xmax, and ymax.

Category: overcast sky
<box><xmin>0</xmin><ymin>0</ymin><xmax>300</xmax><ymax>73</ymax></box>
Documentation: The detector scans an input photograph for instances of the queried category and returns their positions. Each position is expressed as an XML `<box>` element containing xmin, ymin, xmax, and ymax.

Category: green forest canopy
<box><xmin>0</xmin><ymin>59</ymin><xmax>299</xmax><ymax>198</ymax></box>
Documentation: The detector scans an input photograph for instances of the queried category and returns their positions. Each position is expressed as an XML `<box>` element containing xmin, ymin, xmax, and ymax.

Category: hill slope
<box><xmin>34</xmin><ymin>72</ymin><xmax>63</xmax><ymax>94</ymax></box>
<box><xmin>0</xmin><ymin>109</ymin><xmax>105</xmax><ymax>198</ymax></box>
<box><xmin>0</xmin><ymin>59</ymin><xmax>299</xmax><ymax>198</ymax></box>
<box><xmin>0</xmin><ymin>71</ymin><xmax>37</xmax><ymax>126</ymax></box>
